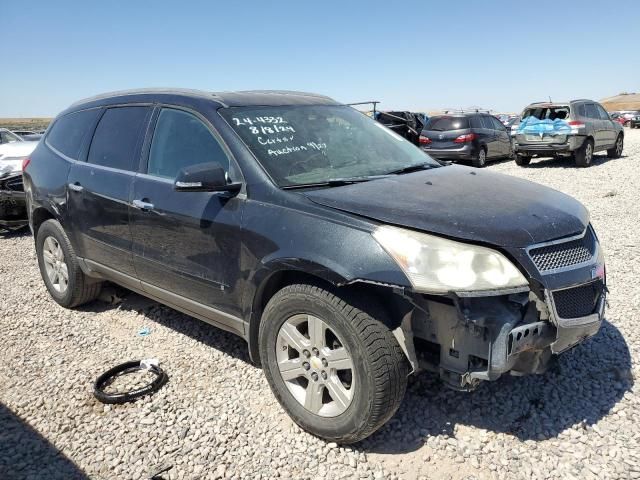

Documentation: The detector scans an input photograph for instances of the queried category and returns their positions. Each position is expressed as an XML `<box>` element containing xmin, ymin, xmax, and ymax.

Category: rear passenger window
<box><xmin>147</xmin><ymin>108</ymin><xmax>230</xmax><ymax>179</ymax></box>
<box><xmin>47</xmin><ymin>109</ymin><xmax>100</xmax><ymax>159</ymax></box>
<box><xmin>585</xmin><ymin>104</ymin><xmax>599</xmax><ymax>119</ymax></box>
<box><xmin>480</xmin><ymin>116</ymin><xmax>494</xmax><ymax>129</ymax></box>
<box><xmin>87</xmin><ymin>107</ymin><xmax>150</xmax><ymax>171</ymax></box>
<box><xmin>469</xmin><ymin>116</ymin><xmax>482</xmax><ymax>129</ymax></box>
<box><xmin>577</xmin><ymin>104</ymin><xmax>586</xmax><ymax>117</ymax></box>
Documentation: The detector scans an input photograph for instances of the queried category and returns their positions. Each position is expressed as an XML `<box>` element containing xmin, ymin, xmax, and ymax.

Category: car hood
<box><xmin>303</xmin><ymin>165</ymin><xmax>589</xmax><ymax>248</ymax></box>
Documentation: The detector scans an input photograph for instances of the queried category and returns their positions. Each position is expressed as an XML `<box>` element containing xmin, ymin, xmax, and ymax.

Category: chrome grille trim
<box><xmin>526</xmin><ymin>227</ymin><xmax>597</xmax><ymax>274</ymax></box>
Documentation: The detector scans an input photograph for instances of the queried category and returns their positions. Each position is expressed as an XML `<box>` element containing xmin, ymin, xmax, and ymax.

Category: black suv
<box><xmin>419</xmin><ymin>111</ymin><xmax>513</xmax><ymax>167</ymax></box>
<box><xmin>25</xmin><ymin>89</ymin><xmax>606</xmax><ymax>443</ymax></box>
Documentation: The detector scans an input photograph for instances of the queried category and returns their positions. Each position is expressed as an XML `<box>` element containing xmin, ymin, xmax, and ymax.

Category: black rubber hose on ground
<box><xmin>94</xmin><ymin>360</ymin><xmax>168</xmax><ymax>404</ymax></box>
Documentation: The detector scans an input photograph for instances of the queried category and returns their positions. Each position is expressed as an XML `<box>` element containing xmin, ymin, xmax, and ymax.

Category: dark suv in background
<box><xmin>419</xmin><ymin>111</ymin><xmax>513</xmax><ymax>167</ymax></box>
<box><xmin>24</xmin><ymin>89</ymin><xmax>606</xmax><ymax>443</ymax></box>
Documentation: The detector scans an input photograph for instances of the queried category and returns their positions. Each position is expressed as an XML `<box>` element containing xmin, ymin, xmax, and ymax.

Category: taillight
<box><xmin>419</xmin><ymin>135</ymin><xmax>432</xmax><ymax>145</ymax></box>
<box><xmin>21</xmin><ymin>157</ymin><xmax>31</xmax><ymax>171</ymax></box>
<box><xmin>454</xmin><ymin>133</ymin><xmax>477</xmax><ymax>143</ymax></box>
<box><xmin>567</xmin><ymin>121</ymin><xmax>585</xmax><ymax>128</ymax></box>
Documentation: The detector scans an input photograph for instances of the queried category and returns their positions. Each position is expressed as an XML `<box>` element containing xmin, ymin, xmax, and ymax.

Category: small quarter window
<box><xmin>46</xmin><ymin>109</ymin><xmax>101</xmax><ymax>159</ymax></box>
<box><xmin>147</xmin><ymin>108</ymin><xmax>230</xmax><ymax>179</ymax></box>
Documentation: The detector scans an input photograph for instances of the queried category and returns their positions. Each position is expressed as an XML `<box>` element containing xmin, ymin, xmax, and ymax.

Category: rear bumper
<box><xmin>421</xmin><ymin>144</ymin><xmax>474</xmax><ymax>160</ymax></box>
<box><xmin>515</xmin><ymin>135</ymin><xmax>584</xmax><ymax>156</ymax></box>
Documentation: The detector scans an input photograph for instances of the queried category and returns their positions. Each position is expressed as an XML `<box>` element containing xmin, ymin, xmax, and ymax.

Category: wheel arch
<box><xmin>246</xmin><ymin>263</ymin><xmax>411</xmax><ymax>365</ymax></box>
<box><xmin>31</xmin><ymin>206</ymin><xmax>57</xmax><ymax>239</ymax></box>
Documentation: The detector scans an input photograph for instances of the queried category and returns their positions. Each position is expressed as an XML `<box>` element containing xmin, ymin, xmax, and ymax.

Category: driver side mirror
<box><xmin>174</xmin><ymin>162</ymin><xmax>241</xmax><ymax>194</ymax></box>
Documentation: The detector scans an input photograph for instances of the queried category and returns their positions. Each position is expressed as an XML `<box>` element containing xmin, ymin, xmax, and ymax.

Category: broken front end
<box><xmin>0</xmin><ymin>172</ymin><xmax>27</xmax><ymax>229</ymax></box>
<box><xmin>376</xmin><ymin>225</ymin><xmax>606</xmax><ymax>391</ymax></box>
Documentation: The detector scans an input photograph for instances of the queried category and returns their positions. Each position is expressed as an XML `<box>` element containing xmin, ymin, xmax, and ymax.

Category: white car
<box><xmin>0</xmin><ymin>138</ymin><xmax>38</xmax><ymax>175</ymax></box>
<box><xmin>0</xmin><ymin>129</ymin><xmax>38</xmax><ymax>167</ymax></box>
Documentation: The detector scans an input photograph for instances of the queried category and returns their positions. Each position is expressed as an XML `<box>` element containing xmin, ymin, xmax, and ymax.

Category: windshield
<box><xmin>220</xmin><ymin>105</ymin><xmax>440</xmax><ymax>187</ymax></box>
<box><xmin>424</xmin><ymin>116</ymin><xmax>469</xmax><ymax>131</ymax></box>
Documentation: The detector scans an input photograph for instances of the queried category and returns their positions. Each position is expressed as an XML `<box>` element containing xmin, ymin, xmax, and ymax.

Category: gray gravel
<box><xmin>1</xmin><ymin>130</ymin><xmax>639</xmax><ymax>480</ymax></box>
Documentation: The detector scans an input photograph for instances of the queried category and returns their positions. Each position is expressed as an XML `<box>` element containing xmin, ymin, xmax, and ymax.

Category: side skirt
<box><xmin>78</xmin><ymin>258</ymin><xmax>248</xmax><ymax>340</ymax></box>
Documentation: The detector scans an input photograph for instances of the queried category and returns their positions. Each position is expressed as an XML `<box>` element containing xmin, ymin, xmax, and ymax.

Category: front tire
<box><xmin>258</xmin><ymin>283</ymin><xmax>408</xmax><ymax>444</ymax></box>
<box><xmin>515</xmin><ymin>154</ymin><xmax>531</xmax><ymax>166</ymax></box>
<box><xmin>36</xmin><ymin>219</ymin><xmax>102</xmax><ymax>308</ymax></box>
<box><xmin>575</xmin><ymin>138</ymin><xmax>594</xmax><ymax>167</ymax></box>
<box><xmin>607</xmin><ymin>134</ymin><xmax>623</xmax><ymax>159</ymax></box>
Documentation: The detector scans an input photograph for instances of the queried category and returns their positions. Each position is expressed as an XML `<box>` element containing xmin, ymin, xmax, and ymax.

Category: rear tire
<box><xmin>607</xmin><ymin>134</ymin><xmax>623</xmax><ymax>159</ymax></box>
<box><xmin>259</xmin><ymin>283</ymin><xmax>408</xmax><ymax>444</ymax></box>
<box><xmin>36</xmin><ymin>219</ymin><xmax>102</xmax><ymax>308</ymax></box>
<box><xmin>574</xmin><ymin>138</ymin><xmax>594</xmax><ymax>167</ymax></box>
<box><xmin>515</xmin><ymin>154</ymin><xmax>531</xmax><ymax>166</ymax></box>
<box><xmin>471</xmin><ymin>147</ymin><xmax>486</xmax><ymax>168</ymax></box>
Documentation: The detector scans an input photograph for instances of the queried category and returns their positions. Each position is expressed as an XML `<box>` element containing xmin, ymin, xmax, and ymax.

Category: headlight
<box><xmin>373</xmin><ymin>225</ymin><xmax>528</xmax><ymax>293</ymax></box>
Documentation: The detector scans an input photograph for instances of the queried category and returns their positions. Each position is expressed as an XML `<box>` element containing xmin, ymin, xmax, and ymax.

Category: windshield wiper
<box><xmin>282</xmin><ymin>175</ymin><xmax>389</xmax><ymax>190</ymax></box>
<box><xmin>385</xmin><ymin>162</ymin><xmax>439</xmax><ymax>175</ymax></box>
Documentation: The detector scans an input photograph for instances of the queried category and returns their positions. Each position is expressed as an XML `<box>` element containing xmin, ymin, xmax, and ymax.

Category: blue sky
<box><xmin>2</xmin><ymin>0</ymin><xmax>638</xmax><ymax>117</ymax></box>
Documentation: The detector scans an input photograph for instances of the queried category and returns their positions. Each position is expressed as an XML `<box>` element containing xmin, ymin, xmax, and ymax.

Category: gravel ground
<box><xmin>1</xmin><ymin>130</ymin><xmax>639</xmax><ymax>480</ymax></box>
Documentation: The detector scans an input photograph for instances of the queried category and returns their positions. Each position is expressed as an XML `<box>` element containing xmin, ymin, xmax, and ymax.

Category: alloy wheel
<box><xmin>479</xmin><ymin>149</ymin><xmax>486</xmax><ymax>165</ymax></box>
<box><xmin>42</xmin><ymin>236</ymin><xmax>69</xmax><ymax>293</ymax></box>
<box><xmin>585</xmin><ymin>143</ymin><xmax>593</xmax><ymax>164</ymax></box>
<box><xmin>616</xmin><ymin>137</ymin><xmax>623</xmax><ymax>157</ymax></box>
<box><xmin>276</xmin><ymin>314</ymin><xmax>354</xmax><ymax>417</ymax></box>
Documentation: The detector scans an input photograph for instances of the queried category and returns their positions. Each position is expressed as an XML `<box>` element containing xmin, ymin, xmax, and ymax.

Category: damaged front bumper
<box><xmin>0</xmin><ymin>173</ymin><xmax>27</xmax><ymax>228</ymax></box>
<box><xmin>403</xmin><ymin>226</ymin><xmax>606</xmax><ymax>391</ymax></box>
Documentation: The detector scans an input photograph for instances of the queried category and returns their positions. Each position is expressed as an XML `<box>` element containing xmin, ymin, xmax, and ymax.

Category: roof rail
<box><xmin>442</xmin><ymin>108</ymin><xmax>491</xmax><ymax>114</ymax></box>
<box><xmin>528</xmin><ymin>100</ymin><xmax>573</xmax><ymax>105</ymax></box>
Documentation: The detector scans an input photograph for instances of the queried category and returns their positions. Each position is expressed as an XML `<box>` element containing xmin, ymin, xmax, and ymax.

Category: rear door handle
<box><xmin>132</xmin><ymin>199</ymin><xmax>155</xmax><ymax>211</ymax></box>
<box><xmin>68</xmin><ymin>182</ymin><xmax>84</xmax><ymax>192</ymax></box>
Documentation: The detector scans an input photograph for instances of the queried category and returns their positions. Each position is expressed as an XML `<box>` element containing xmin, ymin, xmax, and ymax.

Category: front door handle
<box><xmin>132</xmin><ymin>199</ymin><xmax>155</xmax><ymax>211</ymax></box>
<box><xmin>68</xmin><ymin>182</ymin><xmax>84</xmax><ymax>193</ymax></box>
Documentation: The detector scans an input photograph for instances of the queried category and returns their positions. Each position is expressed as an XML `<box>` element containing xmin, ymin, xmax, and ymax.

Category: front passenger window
<box><xmin>148</xmin><ymin>109</ymin><xmax>230</xmax><ymax>179</ymax></box>
<box><xmin>490</xmin><ymin>117</ymin><xmax>505</xmax><ymax>130</ymax></box>
<box><xmin>596</xmin><ymin>105</ymin><xmax>611</xmax><ymax>120</ymax></box>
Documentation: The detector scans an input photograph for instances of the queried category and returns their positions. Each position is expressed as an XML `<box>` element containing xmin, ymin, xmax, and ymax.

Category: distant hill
<box><xmin>0</xmin><ymin>118</ymin><xmax>52</xmax><ymax>131</ymax></box>
<box><xmin>600</xmin><ymin>93</ymin><xmax>640</xmax><ymax>112</ymax></box>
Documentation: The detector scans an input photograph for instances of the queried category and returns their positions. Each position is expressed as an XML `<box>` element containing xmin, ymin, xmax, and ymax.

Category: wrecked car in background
<box><xmin>0</xmin><ymin>141</ymin><xmax>36</xmax><ymax>230</ymax></box>
<box><xmin>25</xmin><ymin>89</ymin><xmax>607</xmax><ymax>443</ymax></box>
<box><xmin>375</xmin><ymin>110</ymin><xmax>425</xmax><ymax>146</ymax></box>
<box><xmin>514</xmin><ymin>100</ymin><xmax>623</xmax><ymax>167</ymax></box>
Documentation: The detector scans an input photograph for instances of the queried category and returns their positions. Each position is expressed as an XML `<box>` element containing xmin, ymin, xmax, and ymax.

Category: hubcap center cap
<box><xmin>310</xmin><ymin>357</ymin><xmax>323</xmax><ymax>370</ymax></box>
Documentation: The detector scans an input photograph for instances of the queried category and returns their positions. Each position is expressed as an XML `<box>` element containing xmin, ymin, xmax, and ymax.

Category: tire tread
<box><xmin>260</xmin><ymin>283</ymin><xmax>408</xmax><ymax>443</ymax></box>
<box><xmin>37</xmin><ymin>219</ymin><xmax>102</xmax><ymax>308</ymax></box>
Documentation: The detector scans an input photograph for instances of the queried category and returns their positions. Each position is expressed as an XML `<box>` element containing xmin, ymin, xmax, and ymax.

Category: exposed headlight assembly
<box><xmin>373</xmin><ymin>225</ymin><xmax>528</xmax><ymax>293</ymax></box>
